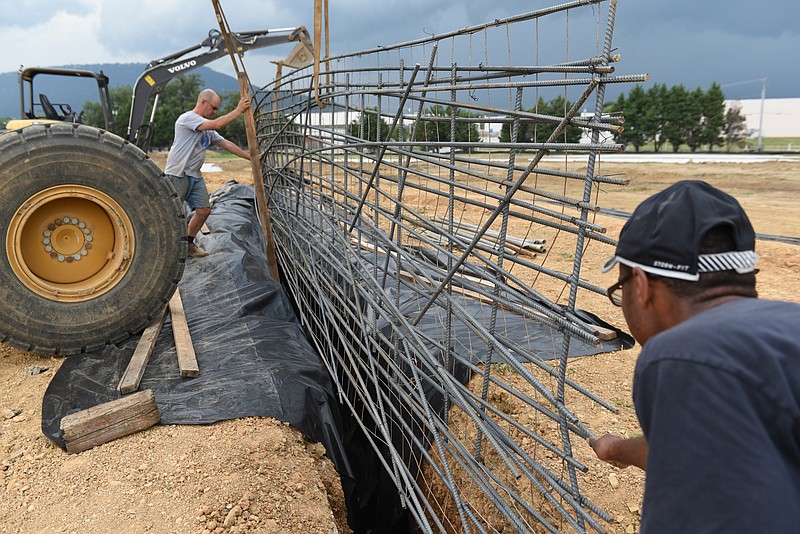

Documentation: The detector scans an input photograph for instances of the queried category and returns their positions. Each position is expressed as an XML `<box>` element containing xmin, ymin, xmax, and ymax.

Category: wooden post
<box><xmin>211</xmin><ymin>0</ymin><xmax>280</xmax><ymax>283</ymax></box>
<box><xmin>61</xmin><ymin>389</ymin><xmax>161</xmax><ymax>454</ymax></box>
<box><xmin>237</xmin><ymin>72</ymin><xmax>281</xmax><ymax>283</ymax></box>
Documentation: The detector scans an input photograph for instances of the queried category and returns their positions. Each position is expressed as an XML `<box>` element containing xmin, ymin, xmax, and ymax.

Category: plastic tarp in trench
<box><xmin>41</xmin><ymin>182</ymin><xmax>632</xmax><ymax>533</ymax></box>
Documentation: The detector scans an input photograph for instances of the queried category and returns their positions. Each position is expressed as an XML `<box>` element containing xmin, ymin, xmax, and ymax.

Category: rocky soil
<box><xmin>1</xmin><ymin>153</ymin><xmax>798</xmax><ymax>533</ymax></box>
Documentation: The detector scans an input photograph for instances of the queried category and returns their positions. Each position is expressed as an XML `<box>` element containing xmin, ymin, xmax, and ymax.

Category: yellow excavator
<box><xmin>0</xmin><ymin>27</ymin><xmax>312</xmax><ymax>355</ymax></box>
<box><xmin>7</xmin><ymin>26</ymin><xmax>313</xmax><ymax>150</ymax></box>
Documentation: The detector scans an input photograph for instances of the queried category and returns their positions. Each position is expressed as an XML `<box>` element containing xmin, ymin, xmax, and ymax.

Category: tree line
<box><xmin>498</xmin><ymin>95</ymin><xmax>584</xmax><ymax>144</ymax></box>
<box><xmin>498</xmin><ymin>85</ymin><xmax>751</xmax><ymax>153</ymax></box>
<box><xmin>82</xmin><ymin>74</ymin><xmax>246</xmax><ymax>150</ymax></box>
<box><xmin>347</xmin><ymin>104</ymin><xmax>480</xmax><ymax>149</ymax></box>
<box><xmin>610</xmin><ymin>82</ymin><xmax>750</xmax><ymax>152</ymax></box>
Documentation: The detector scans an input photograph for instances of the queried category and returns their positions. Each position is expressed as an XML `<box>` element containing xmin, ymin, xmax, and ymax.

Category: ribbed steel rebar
<box><xmin>254</xmin><ymin>1</ymin><xmax>646</xmax><ymax>531</ymax></box>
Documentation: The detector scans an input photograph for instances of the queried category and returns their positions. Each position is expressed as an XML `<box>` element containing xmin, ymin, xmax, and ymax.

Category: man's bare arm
<box><xmin>588</xmin><ymin>434</ymin><xmax>648</xmax><ymax>470</ymax></box>
<box><xmin>214</xmin><ymin>139</ymin><xmax>250</xmax><ymax>160</ymax></box>
<box><xmin>198</xmin><ymin>96</ymin><xmax>250</xmax><ymax>132</ymax></box>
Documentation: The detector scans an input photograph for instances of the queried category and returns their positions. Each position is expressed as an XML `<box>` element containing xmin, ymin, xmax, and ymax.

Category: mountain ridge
<box><xmin>0</xmin><ymin>63</ymin><xmax>238</xmax><ymax>120</ymax></box>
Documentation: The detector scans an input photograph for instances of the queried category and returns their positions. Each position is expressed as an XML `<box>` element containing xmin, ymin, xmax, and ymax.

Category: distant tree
<box><xmin>82</xmin><ymin>85</ymin><xmax>133</xmax><ymax>138</ymax></box>
<box><xmin>614</xmin><ymin>86</ymin><xmax>648</xmax><ymax>151</ymax></box>
<box><xmin>415</xmin><ymin>105</ymin><xmax>480</xmax><ymax>154</ymax></box>
<box><xmin>500</xmin><ymin>96</ymin><xmax>581</xmax><ymax>145</ymax></box>
<box><xmin>700</xmin><ymin>82</ymin><xmax>726</xmax><ymax>152</ymax></box>
<box><xmin>418</xmin><ymin>105</ymin><xmax>480</xmax><ymax>149</ymax></box>
<box><xmin>348</xmin><ymin>107</ymin><xmax>390</xmax><ymax>148</ymax></box>
<box><xmin>662</xmin><ymin>84</ymin><xmax>690</xmax><ymax>152</ymax></box>
<box><xmin>540</xmin><ymin>95</ymin><xmax>582</xmax><ymax>144</ymax></box>
<box><xmin>644</xmin><ymin>84</ymin><xmax>667</xmax><ymax>152</ymax></box>
<box><xmin>723</xmin><ymin>103</ymin><xmax>751</xmax><ymax>151</ymax></box>
<box><xmin>684</xmin><ymin>87</ymin><xmax>706</xmax><ymax>153</ymax></box>
<box><xmin>609</xmin><ymin>81</ymin><xmax>732</xmax><ymax>153</ymax></box>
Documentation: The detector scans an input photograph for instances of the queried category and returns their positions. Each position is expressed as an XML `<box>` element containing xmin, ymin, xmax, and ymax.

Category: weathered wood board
<box><xmin>60</xmin><ymin>389</ymin><xmax>161</xmax><ymax>454</ymax></box>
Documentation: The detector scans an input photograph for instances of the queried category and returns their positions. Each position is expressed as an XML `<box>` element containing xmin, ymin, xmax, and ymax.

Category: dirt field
<box><xmin>1</xmin><ymin>154</ymin><xmax>798</xmax><ymax>533</ymax></box>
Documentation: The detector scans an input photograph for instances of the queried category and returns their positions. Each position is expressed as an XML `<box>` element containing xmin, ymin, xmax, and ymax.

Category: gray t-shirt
<box><xmin>164</xmin><ymin>111</ymin><xmax>224</xmax><ymax>178</ymax></box>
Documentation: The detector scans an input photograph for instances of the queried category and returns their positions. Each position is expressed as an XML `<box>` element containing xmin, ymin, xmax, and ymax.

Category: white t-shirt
<box><xmin>164</xmin><ymin>111</ymin><xmax>224</xmax><ymax>178</ymax></box>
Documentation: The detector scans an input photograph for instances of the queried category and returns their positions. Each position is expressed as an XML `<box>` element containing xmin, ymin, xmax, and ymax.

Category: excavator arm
<box><xmin>127</xmin><ymin>26</ymin><xmax>313</xmax><ymax>151</ymax></box>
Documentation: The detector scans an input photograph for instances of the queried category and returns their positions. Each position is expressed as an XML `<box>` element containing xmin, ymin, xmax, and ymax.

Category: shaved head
<box><xmin>198</xmin><ymin>89</ymin><xmax>219</xmax><ymax>104</ymax></box>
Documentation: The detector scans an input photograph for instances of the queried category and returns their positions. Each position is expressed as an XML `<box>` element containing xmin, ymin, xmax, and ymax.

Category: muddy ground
<box><xmin>1</xmin><ymin>153</ymin><xmax>798</xmax><ymax>533</ymax></box>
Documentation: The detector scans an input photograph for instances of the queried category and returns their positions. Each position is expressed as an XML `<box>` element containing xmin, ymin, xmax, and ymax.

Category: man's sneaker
<box><xmin>187</xmin><ymin>243</ymin><xmax>210</xmax><ymax>258</ymax></box>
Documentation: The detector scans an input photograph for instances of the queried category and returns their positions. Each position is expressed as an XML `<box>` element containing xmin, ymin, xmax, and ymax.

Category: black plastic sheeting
<box><xmin>42</xmin><ymin>182</ymin><xmax>632</xmax><ymax>534</ymax></box>
<box><xmin>41</xmin><ymin>183</ymin><xmax>361</xmax><ymax>525</ymax></box>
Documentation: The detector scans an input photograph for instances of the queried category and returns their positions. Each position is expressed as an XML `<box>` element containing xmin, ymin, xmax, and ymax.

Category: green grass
<box><xmin>206</xmin><ymin>150</ymin><xmax>241</xmax><ymax>161</ymax></box>
<box><xmin>622</xmin><ymin>137</ymin><xmax>799</xmax><ymax>154</ymax></box>
<box><xmin>756</xmin><ymin>137</ymin><xmax>800</xmax><ymax>152</ymax></box>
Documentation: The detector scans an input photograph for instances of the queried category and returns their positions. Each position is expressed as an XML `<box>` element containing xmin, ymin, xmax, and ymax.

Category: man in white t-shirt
<box><xmin>165</xmin><ymin>89</ymin><xmax>251</xmax><ymax>257</ymax></box>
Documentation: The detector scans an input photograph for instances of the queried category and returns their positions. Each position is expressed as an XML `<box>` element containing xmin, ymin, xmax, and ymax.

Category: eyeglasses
<box><xmin>204</xmin><ymin>99</ymin><xmax>219</xmax><ymax>112</ymax></box>
<box><xmin>606</xmin><ymin>273</ymin><xmax>633</xmax><ymax>307</ymax></box>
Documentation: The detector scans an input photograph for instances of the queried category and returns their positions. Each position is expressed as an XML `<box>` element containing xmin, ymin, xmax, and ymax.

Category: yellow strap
<box><xmin>313</xmin><ymin>0</ymin><xmax>327</xmax><ymax>109</ymax></box>
<box><xmin>273</xmin><ymin>62</ymin><xmax>283</xmax><ymax>115</ymax></box>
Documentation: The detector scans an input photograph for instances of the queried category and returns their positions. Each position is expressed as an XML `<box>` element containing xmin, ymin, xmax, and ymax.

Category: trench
<box><xmin>41</xmin><ymin>184</ymin><xmax>631</xmax><ymax>532</ymax></box>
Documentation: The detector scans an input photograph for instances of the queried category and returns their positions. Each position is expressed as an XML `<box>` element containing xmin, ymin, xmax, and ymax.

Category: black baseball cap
<box><xmin>602</xmin><ymin>180</ymin><xmax>759</xmax><ymax>281</ymax></box>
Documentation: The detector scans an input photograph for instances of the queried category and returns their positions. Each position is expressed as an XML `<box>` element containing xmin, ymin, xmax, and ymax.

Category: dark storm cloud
<box><xmin>325</xmin><ymin>0</ymin><xmax>799</xmax><ymax>98</ymax></box>
<box><xmin>1</xmin><ymin>0</ymin><xmax>797</xmax><ymax>98</ymax></box>
<box><xmin>619</xmin><ymin>1</ymin><xmax>799</xmax><ymax>38</ymax></box>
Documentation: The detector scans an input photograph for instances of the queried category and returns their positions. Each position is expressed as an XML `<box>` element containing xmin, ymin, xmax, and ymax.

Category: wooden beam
<box><xmin>117</xmin><ymin>304</ymin><xmax>168</xmax><ymax>394</ymax></box>
<box><xmin>210</xmin><ymin>0</ymin><xmax>280</xmax><ymax>283</ymax></box>
<box><xmin>237</xmin><ymin>71</ymin><xmax>281</xmax><ymax>283</ymax></box>
<box><xmin>168</xmin><ymin>288</ymin><xmax>200</xmax><ymax>377</ymax></box>
<box><xmin>61</xmin><ymin>389</ymin><xmax>161</xmax><ymax>454</ymax></box>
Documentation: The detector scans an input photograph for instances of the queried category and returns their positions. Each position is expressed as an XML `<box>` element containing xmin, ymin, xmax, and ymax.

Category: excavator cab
<box><xmin>8</xmin><ymin>67</ymin><xmax>113</xmax><ymax>131</ymax></box>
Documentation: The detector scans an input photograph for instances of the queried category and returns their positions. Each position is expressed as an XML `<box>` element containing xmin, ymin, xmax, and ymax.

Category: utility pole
<box><xmin>722</xmin><ymin>78</ymin><xmax>769</xmax><ymax>152</ymax></box>
<box><xmin>757</xmin><ymin>77</ymin><xmax>767</xmax><ymax>152</ymax></box>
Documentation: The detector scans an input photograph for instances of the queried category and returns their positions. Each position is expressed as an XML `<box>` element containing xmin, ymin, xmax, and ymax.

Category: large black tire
<box><xmin>0</xmin><ymin>123</ymin><xmax>186</xmax><ymax>355</ymax></box>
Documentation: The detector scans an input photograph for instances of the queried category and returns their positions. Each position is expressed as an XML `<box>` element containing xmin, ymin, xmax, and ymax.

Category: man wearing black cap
<box><xmin>589</xmin><ymin>180</ymin><xmax>800</xmax><ymax>532</ymax></box>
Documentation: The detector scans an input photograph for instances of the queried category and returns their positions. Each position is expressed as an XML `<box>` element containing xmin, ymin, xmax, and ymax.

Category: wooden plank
<box><xmin>589</xmin><ymin>324</ymin><xmax>619</xmax><ymax>341</ymax></box>
<box><xmin>61</xmin><ymin>389</ymin><xmax>160</xmax><ymax>454</ymax></box>
<box><xmin>168</xmin><ymin>288</ymin><xmax>200</xmax><ymax>377</ymax></box>
<box><xmin>117</xmin><ymin>304</ymin><xmax>168</xmax><ymax>394</ymax></box>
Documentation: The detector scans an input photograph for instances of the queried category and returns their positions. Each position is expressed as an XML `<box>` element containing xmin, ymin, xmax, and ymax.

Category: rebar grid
<box><xmin>254</xmin><ymin>1</ymin><xmax>645</xmax><ymax>531</ymax></box>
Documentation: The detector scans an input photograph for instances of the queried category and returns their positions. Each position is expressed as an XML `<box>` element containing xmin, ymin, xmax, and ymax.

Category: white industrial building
<box><xmin>725</xmin><ymin>97</ymin><xmax>800</xmax><ymax>138</ymax></box>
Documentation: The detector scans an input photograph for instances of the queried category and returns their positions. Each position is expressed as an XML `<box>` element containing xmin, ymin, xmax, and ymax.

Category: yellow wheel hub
<box><xmin>6</xmin><ymin>185</ymin><xmax>135</xmax><ymax>302</ymax></box>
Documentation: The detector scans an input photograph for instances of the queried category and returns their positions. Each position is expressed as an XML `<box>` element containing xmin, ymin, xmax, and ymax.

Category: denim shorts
<box><xmin>166</xmin><ymin>174</ymin><xmax>210</xmax><ymax>209</ymax></box>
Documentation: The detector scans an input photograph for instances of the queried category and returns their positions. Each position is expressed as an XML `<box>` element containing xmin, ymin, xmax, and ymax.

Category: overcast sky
<box><xmin>1</xmin><ymin>0</ymin><xmax>797</xmax><ymax>100</ymax></box>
